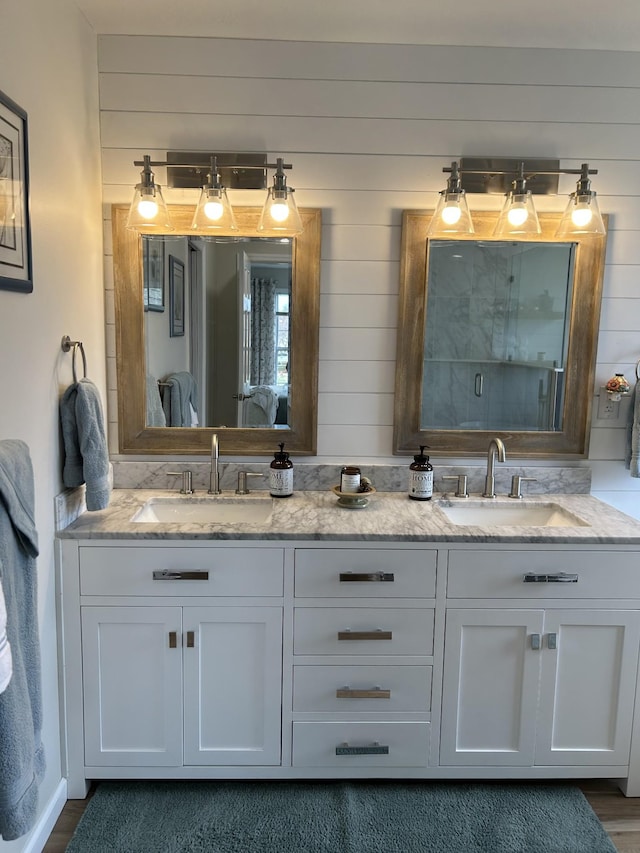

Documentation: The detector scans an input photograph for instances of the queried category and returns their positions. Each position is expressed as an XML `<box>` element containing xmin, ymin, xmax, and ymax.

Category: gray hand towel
<box><xmin>60</xmin><ymin>383</ymin><xmax>84</xmax><ymax>487</ymax></box>
<box><xmin>60</xmin><ymin>379</ymin><xmax>111</xmax><ymax>510</ymax></box>
<box><xmin>0</xmin><ymin>440</ymin><xmax>45</xmax><ymax>841</ymax></box>
<box><xmin>75</xmin><ymin>379</ymin><xmax>111</xmax><ymax>510</ymax></box>
<box><xmin>625</xmin><ymin>381</ymin><xmax>640</xmax><ymax>478</ymax></box>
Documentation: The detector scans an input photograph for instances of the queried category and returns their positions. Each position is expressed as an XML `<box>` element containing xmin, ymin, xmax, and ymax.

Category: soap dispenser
<box><xmin>409</xmin><ymin>446</ymin><xmax>433</xmax><ymax>501</ymax></box>
<box><xmin>269</xmin><ymin>443</ymin><xmax>293</xmax><ymax>498</ymax></box>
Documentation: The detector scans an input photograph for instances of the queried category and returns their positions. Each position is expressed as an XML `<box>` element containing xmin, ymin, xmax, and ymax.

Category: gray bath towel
<box><xmin>161</xmin><ymin>372</ymin><xmax>198</xmax><ymax>427</ymax></box>
<box><xmin>0</xmin><ymin>440</ymin><xmax>45</xmax><ymax>841</ymax></box>
<box><xmin>625</xmin><ymin>381</ymin><xmax>640</xmax><ymax>478</ymax></box>
<box><xmin>60</xmin><ymin>379</ymin><xmax>111</xmax><ymax>510</ymax></box>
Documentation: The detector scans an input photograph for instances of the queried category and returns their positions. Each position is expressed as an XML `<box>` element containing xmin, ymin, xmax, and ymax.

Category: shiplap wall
<box><xmin>98</xmin><ymin>36</ymin><xmax>640</xmax><ymax>518</ymax></box>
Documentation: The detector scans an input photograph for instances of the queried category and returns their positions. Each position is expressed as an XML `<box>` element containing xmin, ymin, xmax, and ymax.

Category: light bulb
<box><xmin>270</xmin><ymin>200</ymin><xmax>290</xmax><ymax>223</ymax></box>
<box><xmin>507</xmin><ymin>203</ymin><xmax>528</xmax><ymax>227</ymax></box>
<box><xmin>203</xmin><ymin>199</ymin><xmax>224</xmax><ymax>221</ymax></box>
<box><xmin>137</xmin><ymin>198</ymin><xmax>159</xmax><ymax>220</ymax></box>
<box><xmin>571</xmin><ymin>206</ymin><xmax>593</xmax><ymax>228</ymax></box>
<box><xmin>441</xmin><ymin>204</ymin><xmax>462</xmax><ymax>225</ymax></box>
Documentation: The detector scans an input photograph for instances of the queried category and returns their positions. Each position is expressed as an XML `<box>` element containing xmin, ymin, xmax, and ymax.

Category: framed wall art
<box><xmin>169</xmin><ymin>254</ymin><xmax>185</xmax><ymax>337</ymax></box>
<box><xmin>0</xmin><ymin>89</ymin><xmax>32</xmax><ymax>293</ymax></box>
<box><xmin>143</xmin><ymin>237</ymin><xmax>164</xmax><ymax>311</ymax></box>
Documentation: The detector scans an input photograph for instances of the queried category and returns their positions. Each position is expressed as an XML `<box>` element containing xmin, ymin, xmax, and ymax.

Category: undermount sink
<box><xmin>131</xmin><ymin>496</ymin><xmax>273</xmax><ymax>525</ymax></box>
<box><xmin>436</xmin><ymin>500</ymin><xmax>589</xmax><ymax>528</ymax></box>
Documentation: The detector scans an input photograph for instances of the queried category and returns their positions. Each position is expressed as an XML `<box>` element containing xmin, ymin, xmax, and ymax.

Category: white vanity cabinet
<box><xmin>440</xmin><ymin>549</ymin><xmax>640</xmax><ymax>770</ymax></box>
<box><xmin>57</xmin><ymin>532</ymin><xmax>640</xmax><ymax>795</ymax></box>
<box><xmin>58</xmin><ymin>542</ymin><xmax>284</xmax><ymax>794</ymax></box>
<box><xmin>291</xmin><ymin>547</ymin><xmax>436</xmax><ymax>770</ymax></box>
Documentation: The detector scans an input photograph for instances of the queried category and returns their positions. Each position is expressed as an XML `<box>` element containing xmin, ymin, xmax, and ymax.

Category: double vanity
<box><xmin>56</xmin><ymin>485</ymin><xmax>640</xmax><ymax>798</ymax></box>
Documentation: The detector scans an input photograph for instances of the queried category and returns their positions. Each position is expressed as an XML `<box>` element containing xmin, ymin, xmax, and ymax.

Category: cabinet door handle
<box><xmin>335</xmin><ymin>742</ymin><xmax>389</xmax><ymax>756</ymax></box>
<box><xmin>523</xmin><ymin>572</ymin><xmax>578</xmax><ymax>583</ymax></box>
<box><xmin>474</xmin><ymin>372</ymin><xmax>484</xmax><ymax>397</ymax></box>
<box><xmin>338</xmin><ymin>630</ymin><xmax>392</xmax><ymax>641</ymax></box>
<box><xmin>336</xmin><ymin>687</ymin><xmax>391</xmax><ymax>699</ymax></box>
<box><xmin>168</xmin><ymin>631</ymin><xmax>178</xmax><ymax>648</ymax></box>
<box><xmin>530</xmin><ymin>633</ymin><xmax>541</xmax><ymax>650</ymax></box>
<box><xmin>339</xmin><ymin>572</ymin><xmax>394</xmax><ymax>583</ymax></box>
<box><xmin>547</xmin><ymin>633</ymin><xmax>557</xmax><ymax>650</ymax></box>
<box><xmin>153</xmin><ymin>570</ymin><xmax>209</xmax><ymax>581</ymax></box>
<box><xmin>186</xmin><ymin>631</ymin><xmax>195</xmax><ymax>648</ymax></box>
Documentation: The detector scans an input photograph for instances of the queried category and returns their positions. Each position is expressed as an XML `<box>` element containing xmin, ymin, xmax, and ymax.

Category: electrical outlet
<box><xmin>597</xmin><ymin>391</ymin><xmax>620</xmax><ymax>419</ymax></box>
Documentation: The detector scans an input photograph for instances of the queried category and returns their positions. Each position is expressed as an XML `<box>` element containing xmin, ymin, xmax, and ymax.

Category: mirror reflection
<box><xmin>394</xmin><ymin>211</ymin><xmax>607</xmax><ymax>458</ymax></box>
<box><xmin>112</xmin><ymin>204</ymin><xmax>321</xmax><ymax>456</ymax></box>
<box><xmin>423</xmin><ymin>240</ymin><xmax>574</xmax><ymax>432</ymax></box>
<box><xmin>143</xmin><ymin>234</ymin><xmax>292</xmax><ymax>430</ymax></box>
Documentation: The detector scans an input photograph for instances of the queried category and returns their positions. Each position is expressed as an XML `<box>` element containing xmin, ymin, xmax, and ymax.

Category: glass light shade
<box><xmin>191</xmin><ymin>186</ymin><xmax>238</xmax><ymax>231</ymax></box>
<box><xmin>555</xmin><ymin>192</ymin><xmax>606</xmax><ymax>236</ymax></box>
<box><xmin>427</xmin><ymin>190</ymin><xmax>474</xmax><ymax>236</ymax></box>
<box><xmin>257</xmin><ymin>188</ymin><xmax>304</xmax><ymax>235</ymax></box>
<box><xmin>493</xmin><ymin>191</ymin><xmax>541</xmax><ymax>237</ymax></box>
<box><xmin>126</xmin><ymin>183</ymin><xmax>173</xmax><ymax>231</ymax></box>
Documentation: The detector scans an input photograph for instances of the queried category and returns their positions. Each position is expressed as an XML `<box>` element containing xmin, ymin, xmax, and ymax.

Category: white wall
<box><xmin>0</xmin><ymin>1</ymin><xmax>104</xmax><ymax>849</ymax></box>
<box><xmin>99</xmin><ymin>36</ymin><xmax>640</xmax><ymax>518</ymax></box>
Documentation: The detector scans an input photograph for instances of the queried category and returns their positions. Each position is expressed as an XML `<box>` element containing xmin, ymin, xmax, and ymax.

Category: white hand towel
<box><xmin>0</xmin><ymin>579</ymin><xmax>12</xmax><ymax>694</ymax></box>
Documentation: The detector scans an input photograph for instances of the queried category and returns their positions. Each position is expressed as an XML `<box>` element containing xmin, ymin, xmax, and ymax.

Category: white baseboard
<box><xmin>22</xmin><ymin>778</ymin><xmax>67</xmax><ymax>853</ymax></box>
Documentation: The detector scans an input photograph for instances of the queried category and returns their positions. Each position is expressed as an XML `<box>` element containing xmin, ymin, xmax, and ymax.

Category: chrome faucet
<box><xmin>482</xmin><ymin>437</ymin><xmax>506</xmax><ymax>498</ymax></box>
<box><xmin>208</xmin><ymin>432</ymin><xmax>222</xmax><ymax>494</ymax></box>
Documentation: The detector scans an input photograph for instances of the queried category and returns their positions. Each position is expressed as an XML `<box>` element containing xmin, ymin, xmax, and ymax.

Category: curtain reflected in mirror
<box><xmin>143</xmin><ymin>235</ymin><xmax>292</xmax><ymax>430</ymax></box>
<box><xmin>422</xmin><ymin>241</ymin><xmax>574</xmax><ymax>432</ymax></box>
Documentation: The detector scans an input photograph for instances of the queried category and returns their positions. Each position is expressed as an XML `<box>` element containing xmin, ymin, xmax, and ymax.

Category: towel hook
<box><xmin>61</xmin><ymin>335</ymin><xmax>88</xmax><ymax>383</ymax></box>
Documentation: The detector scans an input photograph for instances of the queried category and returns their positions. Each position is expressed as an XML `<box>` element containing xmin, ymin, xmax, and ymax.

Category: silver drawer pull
<box><xmin>336</xmin><ymin>742</ymin><xmax>389</xmax><ymax>756</ymax></box>
<box><xmin>153</xmin><ymin>570</ymin><xmax>209</xmax><ymax>581</ymax></box>
<box><xmin>523</xmin><ymin>572</ymin><xmax>578</xmax><ymax>583</ymax></box>
<box><xmin>339</xmin><ymin>572</ymin><xmax>394</xmax><ymax>583</ymax></box>
<box><xmin>338</xmin><ymin>629</ymin><xmax>392</xmax><ymax>641</ymax></box>
<box><xmin>336</xmin><ymin>686</ymin><xmax>391</xmax><ymax>699</ymax></box>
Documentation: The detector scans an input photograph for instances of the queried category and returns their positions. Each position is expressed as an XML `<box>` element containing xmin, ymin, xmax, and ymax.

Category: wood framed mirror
<box><xmin>394</xmin><ymin>211</ymin><xmax>608</xmax><ymax>458</ymax></box>
<box><xmin>112</xmin><ymin>204</ymin><xmax>321</xmax><ymax>455</ymax></box>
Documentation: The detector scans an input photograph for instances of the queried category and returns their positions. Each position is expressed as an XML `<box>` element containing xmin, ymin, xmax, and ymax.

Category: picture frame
<box><xmin>0</xmin><ymin>89</ymin><xmax>32</xmax><ymax>293</ymax></box>
<box><xmin>143</xmin><ymin>237</ymin><xmax>164</xmax><ymax>311</ymax></box>
<box><xmin>169</xmin><ymin>254</ymin><xmax>185</xmax><ymax>337</ymax></box>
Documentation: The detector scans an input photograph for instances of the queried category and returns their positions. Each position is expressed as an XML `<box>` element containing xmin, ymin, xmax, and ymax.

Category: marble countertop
<box><xmin>58</xmin><ymin>489</ymin><xmax>640</xmax><ymax>544</ymax></box>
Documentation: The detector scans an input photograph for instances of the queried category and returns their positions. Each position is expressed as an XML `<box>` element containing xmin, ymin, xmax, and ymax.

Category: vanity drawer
<box><xmin>294</xmin><ymin>549</ymin><xmax>436</xmax><ymax>598</ymax></box>
<box><xmin>293</xmin><ymin>665</ymin><xmax>432</xmax><ymax>712</ymax></box>
<box><xmin>447</xmin><ymin>550</ymin><xmax>640</xmax><ymax>599</ymax></box>
<box><xmin>292</xmin><ymin>721</ymin><xmax>430</xmax><ymax>768</ymax></box>
<box><xmin>79</xmin><ymin>547</ymin><xmax>284</xmax><ymax>597</ymax></box>
<box><xmin>294</xmin><ymin>607</ymin><xmax>434</xmax><ymax>655</ymax></box>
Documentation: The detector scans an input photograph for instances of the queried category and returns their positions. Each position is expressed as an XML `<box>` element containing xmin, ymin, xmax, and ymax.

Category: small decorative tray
<box><xmin>331</xmin><ymin>484</ymin><xmax>376</xmax><ymax>509</ymax></box>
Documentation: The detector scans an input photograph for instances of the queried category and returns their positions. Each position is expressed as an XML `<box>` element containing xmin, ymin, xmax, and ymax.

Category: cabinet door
<box><xmin>536</xmin><ymin>610</ymin><xmax>640</xmax><ymax>766</ymax></box>
<box><xmin>82</xmin><ymin>606</ymin><xmax>183</xmax><ymax>767</ymax></box>
<box><xmin>440</xmin><ymin>609</ymin><xmax>544</xmax><ymax>766</ymax></box>
<box><xmin>183</xmin><ymin>606</ymin><xmax>283</xmax><ymax>765</ymax></box>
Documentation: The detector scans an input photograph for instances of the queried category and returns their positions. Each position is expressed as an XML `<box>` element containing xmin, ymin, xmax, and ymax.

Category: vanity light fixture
<box><xmin>493</xmin><ymin>162</ymin><xmax>542</xmax><ymax>237</ymax></box>
<box><xmin>126</xmin><ymin>155</ymin><xmax>173</xmax><ymax>231</ymax></box>
<box><xmin>190</xmin><ymin>156</ymin><xmax>238</xmax><ymax>232</ymax></box>
<box><xmin>430</xmin><ymin>158</ymin><xmax>605</xmax><ymax>238</ymax></box>
<box><xmin>257</xmin><ymin>158</ymin><xmax>304</xmax><ymax>235</ymax></box>
<box><xmin>426</xmin><ymin>161</ymin><xmax>474</xmax><ymax>236</ymax></box>
<box><xmin>556</xmin><ymin>162</ymin><xmax>606</xmax><ymax>237</ymax></box>
<box><xmin>126</xmin><ymin>152</ymin><xmax>304</xmax><ymax>235</ymax></box>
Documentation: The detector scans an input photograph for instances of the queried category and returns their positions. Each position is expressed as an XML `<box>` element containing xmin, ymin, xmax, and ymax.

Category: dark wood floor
<box><xmin>42</xmin><ymin>780</ymin><xmax>640</xmax><ymax>852</ymax></box>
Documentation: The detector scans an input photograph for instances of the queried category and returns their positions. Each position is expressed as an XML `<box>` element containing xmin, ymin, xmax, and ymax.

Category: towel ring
<box><xmin>61</xmin><ymin>335</ymin><xmax>88</xmax><ymax>383</ymax></box>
